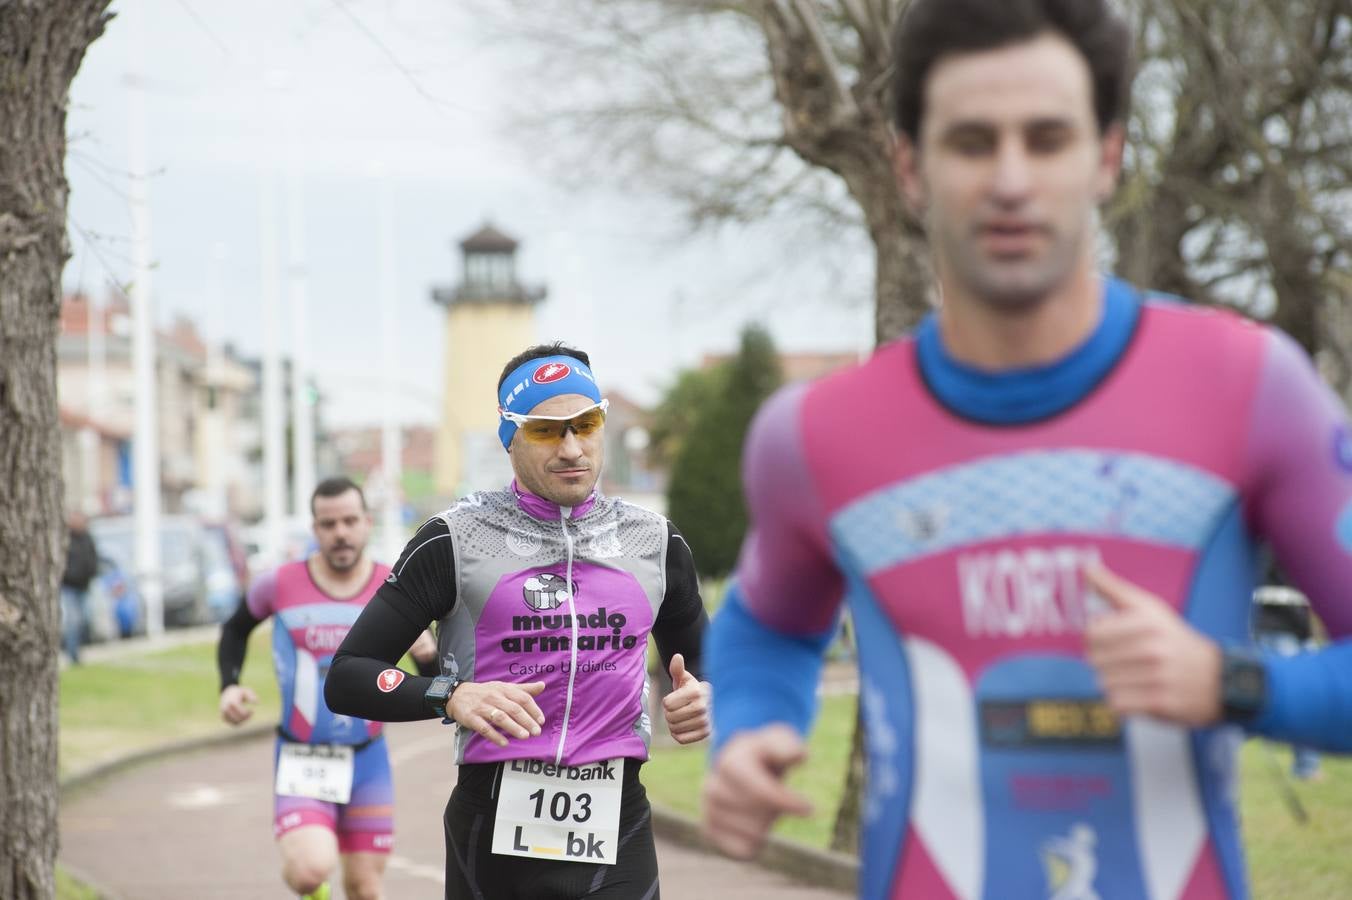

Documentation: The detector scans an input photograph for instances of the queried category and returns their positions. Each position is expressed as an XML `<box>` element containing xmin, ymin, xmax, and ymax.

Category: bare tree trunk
<box><xmin>0</xmin><ymin>3</ymin><xmax>111</xmax><ymax>897</ymax></box>
<box><xmin>1261</xmin><ymin>178</ymin><xmax>1322</xmax><ymax>358</ymax></box>
<box><xmin>871</xmin><ymin>220</ymin><xmax>932</xmax><ymax>345</ymax></box>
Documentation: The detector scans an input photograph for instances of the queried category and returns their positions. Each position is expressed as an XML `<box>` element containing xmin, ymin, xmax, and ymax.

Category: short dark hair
<box><xmin>497</xmin><ymin>342</ymin><xmax>593</xmax><ymax>393</ymax></box>
<box><xmin>891</xmin><ymin>0</ymin><xmax>1134</xmax><ymax>140</ymax></box>
<box><xmin>310</xmin><ymin>476</ymin><xmax>366</xmax><ymax>517</ymax></box>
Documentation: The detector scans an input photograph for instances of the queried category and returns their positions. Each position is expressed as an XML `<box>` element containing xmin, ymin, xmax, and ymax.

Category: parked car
<box><xmin>199</xmin><ymin>521</ymin><xmax>247</xmax><ymax>621</ymax></box>
<box><xmin>89</xmin><ymin>515</ymin><xmax>217</xmax><ymax>628</ymax></box>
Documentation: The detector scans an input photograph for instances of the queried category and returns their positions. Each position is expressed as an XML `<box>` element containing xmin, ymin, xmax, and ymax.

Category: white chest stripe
<box><xmin>1127</xmin><ymin>718</ymin><xmax>1206</xmax><ymax>900</ymax></box>
<box><xmin>294</xmin><ymin>648</ymin><xmax>318</xmax><ymax>727</ymax></box>
<box><xmin>907</xmin><ymin>637</ymin><xmax>983</xmax><ymax>900</ymax></box>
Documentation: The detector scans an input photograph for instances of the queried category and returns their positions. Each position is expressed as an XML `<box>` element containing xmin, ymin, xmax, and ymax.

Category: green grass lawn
<box><xmin>1241</xmin><ymin>742</ymin><xmax>1352</xmax><ymax>899</ymax></box>
<box><xmin>645</xmin><ymin>692</ymin><xmax>857</xmax><ymax>849</ymax></box>
<box><xmin>59</xmin><ymin>627</ymin><xmax>280</xmax><ymax>778</ymax></box>
<box><xmin>55</xmin><ymin>866</ymin><xmax>99</xmax><ymax>900</ymax></box>
<box><xmin>57</xmin><ymin>625</ymin><xmax>432</xmax><ymax>779</ymax></box>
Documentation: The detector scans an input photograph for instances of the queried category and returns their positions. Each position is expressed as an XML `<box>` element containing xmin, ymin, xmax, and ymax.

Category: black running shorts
<box><xmin>443</xmin><ymin>758</ymin><xmax>659</xmax><ymax>900</ymax></box>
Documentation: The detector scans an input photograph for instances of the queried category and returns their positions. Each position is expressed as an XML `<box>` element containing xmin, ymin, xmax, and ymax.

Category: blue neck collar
<box><xmin>915</xmin><ymin>277</ymin><xmax>1141</xmax><ymax>426</ymax></box>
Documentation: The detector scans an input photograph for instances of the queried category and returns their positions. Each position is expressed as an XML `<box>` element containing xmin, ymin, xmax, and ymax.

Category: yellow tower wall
<box><xmin>435</xmin><ymin>302</ymin><xmax>537</xmax><ymax>494</ymax></box>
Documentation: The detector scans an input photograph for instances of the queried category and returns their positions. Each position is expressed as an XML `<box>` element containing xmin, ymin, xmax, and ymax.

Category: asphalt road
<box><xmin>59</xmin><ymin>720</ymin><xmax>852</xmax><ymax>899</ymax></box>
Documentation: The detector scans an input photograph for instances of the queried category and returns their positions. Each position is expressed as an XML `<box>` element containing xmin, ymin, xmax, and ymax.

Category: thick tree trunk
<box><xmin>871</xmin><ymin>219</ymin><xmax>932</xmax><ymax>345</ymax></box>
<box><xmin>0</xmin><ymin>3</ymin><xmax>111</xmax><ymax>897</ymax></box>
<box><xmin>1262</xmin><ymin>178</ymin><xmax>1322</xmax><ymax>358</ymax></box>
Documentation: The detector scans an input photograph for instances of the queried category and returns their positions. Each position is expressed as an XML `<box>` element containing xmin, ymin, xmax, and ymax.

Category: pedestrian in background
<box><xmin>62</xmin><ymin>511</ymin><xmax>99</xmax><ymax>664</ymax></box>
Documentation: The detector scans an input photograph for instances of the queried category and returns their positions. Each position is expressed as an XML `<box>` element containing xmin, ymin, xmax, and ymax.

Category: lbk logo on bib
<box><xmin>491</xmin><ymin>758</ymin><xmax>623</xmax><ymax>865</ymax></box>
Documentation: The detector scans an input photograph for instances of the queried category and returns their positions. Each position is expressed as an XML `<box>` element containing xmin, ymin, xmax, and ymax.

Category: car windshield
<box><xmin>93</xmin><ymin>529</ymin><xmax>134</xmax><ymax>571</ymax></box>
<box><xmin>91</xmin><ymin>520</ymin><xmax>199</xmax><ymax>571</ymax></box>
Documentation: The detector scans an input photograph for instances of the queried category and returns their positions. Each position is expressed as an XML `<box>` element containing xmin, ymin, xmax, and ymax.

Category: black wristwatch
<box><xmin>1219</xmin><ymin>648</ymin><xmax>1268</xmax><ymax>725</ymax></box>
<box><xmin>424</xmin><ymin>674</ymin><xmax>460</xmax><ymax>721</ymax></box>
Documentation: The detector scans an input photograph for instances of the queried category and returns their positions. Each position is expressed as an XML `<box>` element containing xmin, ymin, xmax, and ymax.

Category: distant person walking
<box><xmin>62</xmin><ymin>511</ymin><xmax>99</xmax><ymax>664</ymax></box>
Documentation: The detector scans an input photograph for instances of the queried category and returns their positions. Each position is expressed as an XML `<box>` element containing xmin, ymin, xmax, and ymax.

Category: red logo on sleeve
<box><xmin>377</xmin><ymin>669</ymin><xmax>405</xmax><ymax>693</ymax></box>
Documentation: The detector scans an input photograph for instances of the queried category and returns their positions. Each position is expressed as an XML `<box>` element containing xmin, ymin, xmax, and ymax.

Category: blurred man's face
<box><xmin>895</xmin><ymin>32</ymin><xmax>1124</xmax><ymax>311</ymax></box>
<box><xmin>312</xmin><ymin>489</ymin><xmax>371</xmax><ymax>573</ymax></box>
<box><xmin>509</xmin><ymin>393</ymin><xmax>605</xmax><ymax>509</ymax></box>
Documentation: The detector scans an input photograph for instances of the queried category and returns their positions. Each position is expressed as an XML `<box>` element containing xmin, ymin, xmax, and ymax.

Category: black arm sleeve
<box><xmin>652</xmin><ymin>520</ymin><xmax>709</xmax><ymax>685</ymax></box>
<box><xmin>326</xmin><ymin>517</ymin><xmax>458</xmax><ymax>722</ymax></box>
<box><xmin>217</xmin><ymin>598</ymin><xmax>263</xmax><ymax>692</ymax></box>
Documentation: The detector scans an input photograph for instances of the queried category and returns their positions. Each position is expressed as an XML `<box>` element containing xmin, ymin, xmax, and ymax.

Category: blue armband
<box><xmin>1251</xmin><ymin>638</ymin><xmax>1352</xmax><ymax>751</ymax></box>
<box><xmin>705</xmin><ymin>582</ymin><xmax>836</xmax><ymax>755</ymax></box>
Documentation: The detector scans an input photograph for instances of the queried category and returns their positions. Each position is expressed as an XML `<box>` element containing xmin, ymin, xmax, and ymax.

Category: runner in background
<box><xmin>217</xmin><ymin>476</ymin><xmax>438</xmax><ymax>900</ymax></box>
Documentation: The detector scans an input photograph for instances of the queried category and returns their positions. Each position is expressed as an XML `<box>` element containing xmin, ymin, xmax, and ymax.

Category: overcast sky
<box><xmin>64</xmin><ymin>0</ymin><xmax>876</xmax><ymax>427</ymax></box>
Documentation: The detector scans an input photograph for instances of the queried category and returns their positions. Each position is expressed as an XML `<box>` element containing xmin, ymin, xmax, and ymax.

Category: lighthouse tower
<box><xmin>430</xmin><ymin>222</ymin><xmax>546</xmax><ymax>494</ymax></box>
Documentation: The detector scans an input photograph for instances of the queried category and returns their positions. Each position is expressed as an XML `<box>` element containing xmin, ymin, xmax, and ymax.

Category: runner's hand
<box><xmin>450</xmin><ymin>680</ymin><xmax>547</xmax><ymax>747</ymax></box>
<box><xmin>219</xmin><ymin>685</ymin><xmax>257</xmax><ymax>725</ymax></box>
<box><xmin>1084</xmin><ymin>564</ymin><xmax>1223</xmax><ymax>727</ymax></box>
<box><xmin>703</xmin><ymin>724</ymin><xmax>813</xmax><ymax>859</ymax></box>
<box><xmin>663</xmin><ymin>654</ymin><xmax>711</xmax><ymax>745</ymax></box>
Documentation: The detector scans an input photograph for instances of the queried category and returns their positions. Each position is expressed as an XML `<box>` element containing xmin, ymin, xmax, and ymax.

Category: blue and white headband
<box><xmin>497</xmin><ymin>355</ymin><xmax>602</xmax><ymax>449</ymax></box>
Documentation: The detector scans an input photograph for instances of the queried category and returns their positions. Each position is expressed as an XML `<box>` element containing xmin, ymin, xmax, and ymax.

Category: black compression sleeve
<box><xmin>652</xmin><ymin>520</ymin><xmax>709</xmax><ymax>684</ymax></box>
<box><xmin>217</xmin><ymin>598</ymin><xmax>262</xmax><ymax>692</ymax></box>
<box><xmin>327</xmin><ymin>594</ymin><xmax>441</xmax><ymax>721</ymax></box>
<box><xmin>326</xmin><ymin>517</ymin><xmax>458</xmax><ymax>722</ymax></box>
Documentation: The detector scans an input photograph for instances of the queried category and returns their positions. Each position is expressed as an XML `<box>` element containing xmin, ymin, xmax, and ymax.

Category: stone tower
<box><xmin>431</xmin><ymin>223</ymin><xmax>545</xmax><ymax>494</ymax></box>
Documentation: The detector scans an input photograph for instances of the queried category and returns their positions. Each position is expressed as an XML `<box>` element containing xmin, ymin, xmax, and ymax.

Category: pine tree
<box><xmin>666</xmin><ymin>325</ymin><xmax>783</xmax><ymax>578</ymax></box>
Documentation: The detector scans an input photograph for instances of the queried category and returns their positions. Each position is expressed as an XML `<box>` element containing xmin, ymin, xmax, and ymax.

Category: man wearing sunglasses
<box><xmin>702</xmin><ymin>1</ymin><xmax>1352</xmax><ymax>898</ymax></box>
<box><xmin>326</xmin><ymin>342</ymin><xmax>711</xmax><ymax>899</ymax></box>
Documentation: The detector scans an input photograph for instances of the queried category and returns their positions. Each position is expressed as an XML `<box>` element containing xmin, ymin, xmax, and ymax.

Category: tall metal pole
<box><xmin>203</xmin><ymin>243</ymin><xmax>229</xmax><ymax>519</ymax></box>
<box><xmin>377</xmin><ymin>177</ymin><xmax>403</xmax><ymax>563</ymax></box>
<box><xmin>260</xmin><ymin>173</ymin><xmax>287</xmax><ymax>565</ymax></box>
<box><xmin>287</xmin><ymin>171</ymin><xmax>315</xmax><ymax>519</ymax></box>
<box><xmin>127</xmin><ymin>12</ymin><xmax>163</xmax><ymax>635</ymax></box>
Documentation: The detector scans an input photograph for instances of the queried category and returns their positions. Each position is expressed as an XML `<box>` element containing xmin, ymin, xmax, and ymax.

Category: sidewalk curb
<box><xmin>60</xmin><ymin>722</ymin><xmax>275</xmax><ymax>796</ymax></box>
<box><xmin>649</xmin><ymin>802</ymin><xmax>858</xmax><ymax>894</ymax></box>
<box><xmin>60</xmin><ymin>726</ymin><xmax>859</xmax><ymax>897</ymax></box>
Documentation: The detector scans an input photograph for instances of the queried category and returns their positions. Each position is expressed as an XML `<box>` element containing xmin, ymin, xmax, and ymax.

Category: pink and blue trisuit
<box><xmin>708</xmin><ymin>277</ymin><xmax>1352</xmax><ymax>899</ymax></box>
<box><xmin>248</xmin><ymin>560</ymin><xmax>395</xmax><ymax>854</ymax></box>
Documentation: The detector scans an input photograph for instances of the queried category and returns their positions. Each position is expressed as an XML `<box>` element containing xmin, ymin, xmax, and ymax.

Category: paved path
<box><xmin>60</xmin><ymin>720</ymin><xmax>851</xmax><ymax>899</ymax></box>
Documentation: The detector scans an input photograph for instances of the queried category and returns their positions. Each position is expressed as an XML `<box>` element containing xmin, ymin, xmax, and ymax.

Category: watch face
<box><xmin>1223</xmin><ymin>652</ymin><xmax>1267</xmax><ymax>722</ymax></box>
<box><xmin>1235</xmin><ymin>668</ymin><xmax>1263</xmax><ymax>696</ymax></box>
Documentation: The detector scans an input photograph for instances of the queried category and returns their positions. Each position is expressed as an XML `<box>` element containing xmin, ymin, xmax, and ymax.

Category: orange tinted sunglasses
<box><xmin>500</xmin><ymin>399</ymin><xmax>609</xmax><ymax>445</ymax></box>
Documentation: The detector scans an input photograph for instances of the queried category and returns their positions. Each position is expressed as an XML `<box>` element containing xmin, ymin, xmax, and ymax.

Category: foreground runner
<box><xmin>326</xmin><ymin>343</ymin><xmax>710</xmax><ymax>899</ymax></box>
<box><xmin>218</xmin><ymin>477</ymin><xmax>437</xmax><ymax>900</ymax></box>
<box><xmin>703</xmin><ymin>2</ymin><xmax>1352</xmax><ymax>898</ymax></box>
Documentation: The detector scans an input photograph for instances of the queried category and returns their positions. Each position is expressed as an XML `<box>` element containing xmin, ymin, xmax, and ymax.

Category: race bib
<box><xmin>275</xmin><ymin>743</ymin><xmax>354</xmax><ymax>804</ymax></box>
<box><xmin>491</xmin><ymin>758</ymin><xmax>623</xmax><ymax>865</ymax></box>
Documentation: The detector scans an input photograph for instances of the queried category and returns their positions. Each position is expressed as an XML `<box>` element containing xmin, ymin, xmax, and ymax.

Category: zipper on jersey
<box><xmin>554</xmin><ymin>506</ymin><xmax>581</xmax><ymax>766</ymax></box>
